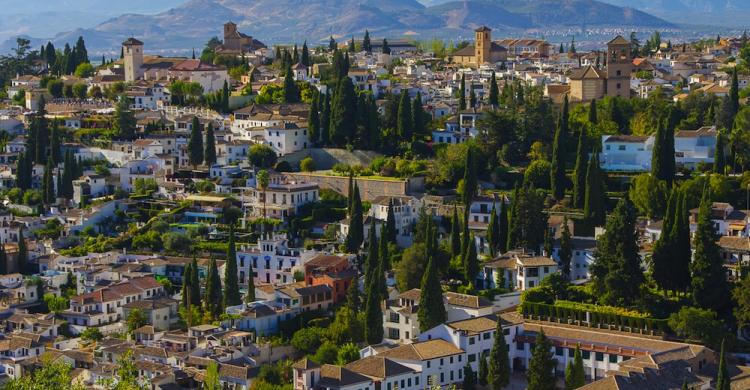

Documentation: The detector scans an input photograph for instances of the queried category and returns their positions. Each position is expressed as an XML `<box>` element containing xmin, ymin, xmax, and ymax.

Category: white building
<box><xmin>674</xmin><ymin>126</ymin><xmax>717</xmax><ymax>169</ymax></box>
<box><xmin>263</xmin><ymin>122</ymin><xmax>310</xmax><ymax>156</ymax></box>
<box><xmin>236</xmin><ymin>235</ymin><xmax>316</xmax><ymax>287</ymax></box>
<box><xmin>551</xmin><ymin>236</ymin><xmax>596</xmax><ymax>281</ymax></box>
<box><xmin>599</xmin><ymin>135</ymin><xmax>654</xmax><ymax>172</ymax></box>
<box><xmin>432</xmin><ymin>110</ymin><xmax>482</xmax><ymax>145</ymax></box>
<box><xmin>482</xmin><ymin>252</ymin><xmax>559</xmax><ymax>290</ymax></box>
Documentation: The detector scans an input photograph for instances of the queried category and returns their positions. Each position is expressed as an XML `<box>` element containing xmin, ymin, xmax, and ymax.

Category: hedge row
<box><xmin>520</xmin><ymin>301</ymin><xmax>670</xmax><ymax>334</ymax></box>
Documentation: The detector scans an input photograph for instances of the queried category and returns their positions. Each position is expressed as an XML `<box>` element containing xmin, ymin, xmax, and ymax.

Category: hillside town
<box><xmin>0</xmin><ymin>20</ymin><xmax>748</xmax><ymax>390</ymax></box>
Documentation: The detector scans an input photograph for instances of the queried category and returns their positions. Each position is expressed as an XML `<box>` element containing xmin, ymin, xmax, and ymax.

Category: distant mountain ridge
<box><xmin>575</xmin><ymin>0</ymin><xmax>750</xmax><ymax>26</ymax></box>
<box><xmin>2</xmin><ymin>0</ymin><xmax>674</xmax><ymax>54</ymax></box>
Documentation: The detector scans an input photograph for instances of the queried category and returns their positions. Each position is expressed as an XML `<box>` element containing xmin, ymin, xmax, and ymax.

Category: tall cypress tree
<box><xmin>730</xmin><ymin>67</ymin><xmax>739</xmax><ymax>116</ymax></box>
<box><xmin>204</xmin><ymin>257</ymin><xmax>223</xmax><ymax>319</ymax></box>
<box><xmin>478</xmin><ymin>353</ymin><xmax>489</xmax><ymax>386</ymax></box>
<box><xmin>411</xmin><ymin>92</ymin><xmax>426</xmax><ymax>140</ymax></box>
<box><xmin>673</xmin><ymin>190</ymin><xmax>692</xmax><ymax>294</ymax></box>
<box><xmin>345</xmin><ymin>184</ymin><xmax>364</xmax><ymax>253</ymax></box>
<box><xmin>488</xmin><ymin>72</ymin><xmax>499</xmax><ymax>107</ymax></box>
<box><xmin>487</xmin><ymin>317</ymin><xmax>510</xmax><ymax>390</ymax></box>
<box><xmin>188</xmin><ymin>117</ymin><xmax>203</xmax><ymax>167</ymax></box>
<box><xmin>42</xmin><ymin>157</ymin><xmax>55</xmax><ymax>204</ymax></box>
<box><xmin>469</xmin><ymin>88</ymin><xmax>477</xmax><ymax>109</ymax></box>
<box><xmin>0</xmin><ymin>244</ymin><xmax>7</xmax><ymax>275</ymax></box>
<box><xmin>565</xmin><ymin>347</ymin><xmax>585</xmax><ymax>389</ymax></box>
<box><xmin>385</xmin><ymin>200</ymin><xmax>397</xmax><ymax>245</ymax></box>
<box><xmin>527</xmin><ymin>330</ymin><xmax>556</xmax><ymax>390</ymax></box>
<box><xmin>487</xmin><ymin>204</ymin><xmax>500</xmax><ymax>256</ymax></box>
<box><xmin>301</xmin><ymin>41</ymin><xmax>310</xmax><ymax>66</ymax></box>
<box><xmin>450</xmin><ymin>206</ymin><xmax>461</xmax><ymax>258</ymax></box>
<box><xmin>716</xmin><ymin>338</ymin><xmax>731</xmax><ymax>390</ymax></box>
<box><xmin>397</xmin><ymin>91</ymin><xmax>412</xmax><ymax>140</ymax></box>
<box><xmin>591</xmin><ymin>197</ymin><xmax>643</xmax><ymax>307</ymax></box>
<box><xmin>181</xmin><ymin>262</ymin><xmax>192</xmax><ymax>308</ymax></box>
<box><xmin>498</xmin><ymin>199</ymin><xmax>508</xmax><ymax>254</ymax></box>
<box><xmin>714</xmin><ymin>130</ymin><xmax>726</xmax><ymax>174</ymax></box>
<box><xmin>308</xmin><ymin>91</ymin><xmax>320</xmax><ymax>144</ymax></box>
<box><xmin>463</xmin><ymin>364</ymin><xmax>476</xmax><ymax>390</ymax></box>
<box><xmin>462</xmin><ymin>146</ymin><xmax>477</xmax><ymax>207</ymax></box>
<box><xmin>507</xmin><ymin>184</ymin><xmax>521</xmax><ymax>251</ymax></box>
<box><xmin>583</xmin><ymin>145</ymin><xmax>606</xmax><ymax>231</ymax></box>
<box><xmin>189</xmin><ymin>256</ymin><xmax>201</xmax><ymax>309</ymax></box>
<box><xmin>459</xmin><ymin>73</ymin><xmax>466</xmax><ymax>111</ymax></box>
<box><xmin>330</xmin><ymin>77</ymin><xmax>357</xmax><ymax>146</ymax></box>
<box><xmin>651</xmin><ymin>188</ymin><xmax>677</xmax><ymax>294</ymax></box>
<box><xmin>364</xmin><ymin>259</ymin><xmax>383</xmax><ymax>344</ymax></box>
<box><xmin>364</xmin><ymin>219</ymin><xmax>379</xmax><ymax>291</ymax></box>
<box><xmin>462</xmin><ymin>233</ymin><xmax>478</xmax><ymax>285</ymax></box>
<box><xmin>691</xmin><ymin>190</ymin><xmax>731</xmax><ymax>314</ymax></box>
<box><xmin>363</xmin><ymin>30</ymin><xmax>372</xmax><ymax>53</ymax></box>
<box><xmin>204</xmin><ymin>123</ymin><xmax>217</xmax><ymax>166</ymax></box>
<box><xmin>551</xmin><ymin>100</ymin><xmax>567</xmax><ymax>200</ymax></box>
<box><xmin>283</xmin><ymin>63</ymin><xmax>299</xmax><ymax>103</ymax></box>
<box><xmin>572</xmin><ymin>128</ymin><xmax>587</xmax><ymax>209</ymax></box>
<box><xmin>50</xmin><ymin>122</ymin><xmax>61</xmax><ymax>165</ymax></box>
<box><xmin>559</xmin><ymin>217</ymin><xmax>572</xmax><ymax>279</ymax></box>
<box><xmin>224</xmin><ymin>225</ymin><xmax>241</xmax><ymax>307</ymax></box>
<box><xmin>588</xmin><ymin>99</ymin><xmax>598</xmax><ymax>125</ymax></box>
<box><xmin>320</xmin><ymin>92</ymin><xmax>331</xmax><ymax>145</ymax></box>
<box><xmin>418</xmin><ymin>256</ymin><xmax>446</xmax><ymax>331</ymax></box>
<box><xmin>17</xmin><ymin>226</ymin><xmax>28</xmax><ymax>275</ymax></box>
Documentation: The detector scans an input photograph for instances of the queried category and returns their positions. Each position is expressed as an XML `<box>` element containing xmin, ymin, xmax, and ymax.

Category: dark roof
<box><xmin>569</xmin><ymin>65</ymin><xmax>604</xmax><ymax>80</ymax></box>
<box><xmin>475</xmin><ymin>26</ymin><xmax>491</xmax><ymax>32</ymax></box>
<box><xmin>123</xmin><ymin>38</ymin><xmax>144</xmax><ymax>46</ymax></box>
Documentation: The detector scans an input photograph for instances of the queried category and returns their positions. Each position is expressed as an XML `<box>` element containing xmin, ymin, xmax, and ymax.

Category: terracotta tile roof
<box><xmin>293</xmin><ymin>357</ymin><xmax>320</xmax><ymax>370</ymax></box>
<box><xmin>444</xmin><ymin>291</ymin><xmax>492</xmax><ymax>309</ymax></box>
<box><xmin>318</xmin><ymin>364</ymin><xmax>372</xmax><ymax>387</ymax></box>
<box><xmin>346</xmin><ymin>356</ymin><xmax>415</xmax><ymax>379</ymax></box>
<box><xmin>379</xmin><ymin>339</ymin><xmax>463</xmax><ymax>361</ymax></box>
<box><xmin>171</xmin><ymin>59</ymin><xmax>224</xmax><ymax>72</ymax></box>
<box><xmin>516</xmin><ymin>256</ymin><xmax>557</xmax><ymax>267</ymax></box>
<box><xmin>569</xmin><ymin>66</ymin><xmax>604</xmax><ymax>80</ymax></box>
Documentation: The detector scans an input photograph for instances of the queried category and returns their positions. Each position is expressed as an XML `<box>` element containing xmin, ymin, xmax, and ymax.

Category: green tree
<box><xmin>498</xmin><ymin>199</ymin><xmax>508</xmax><ymax>254</ymax></box>
<box><xmin>188</xmin><ymin>117</ymin><xmax>204</xmax><ymax>167</ymax></box>
<box><xmin>572</xmin><ymin>129</ymin><xmax>587</xmax><ymax>208</ymax></box>
<box><xmin>330</xmin><ymin>77</ymin><xmax>357</xmax><ymax>146</ymax></box>
<box><xmin>42</xmin><ymin>157</ymin><xmax>55</xmax><ymax>204</ymax></box>
<box><xmin>651</xmin><ymin>119</ymin><xmax>675</xmax><ymax>185</ymax></box>
<box><xmin>629</xmin><ymin>174</ymin><xmax>668</xmax><ymax>220</ymax></box>
<box><xmin>591</xmin><ymin>197</ymin><xmax>644</xmax><ymax>307</ymax></box>
<box><xmin>463</xmin><ymin>364</ymin><xmax>476</xmax><ymax>390</ymax></box>
<box><xmin>113</xmin><ymin>95</ymin><xmax>136</xmax><ymax>140</ymax></box>
<box><xmin>204</xmin><ymin>361</ymin><xmax>221</xmax><ymax>390</ymax></box>
<box><xmin>691</xmin><ymin>191</ymin><xmax>731</xmax><ymax>314</ymax></box>
<box><xmin>418</xmin><ymin>256</ymin><xmax>446</xmax><ymax>331</ymax></box>
<box><xmin>462</xmin><ymin>233</ymin><xmax>478</xmax><ymax>285</ymax></box>
<box><xmin>488</xmin><ymin>72</ymin><xmax>499</xmax><ymax>106</ymax></box>
<box><xmin>565</xmin><ymin>346</ymin><xmax>585</xmax><ymax>389</ymax></box>
<box><xmin>397</xmin><ymin>91</ymin><xmax>412</xmax><ymax>140</ymax></box>
<box><xmin>283</xmin><ymin>63</ymin><xmax>300</xmax><ymax>103</ymax></box>
<box><xmin>487</xmin><ymin>204</ymin><xmax>500</xmax><ymax>256</ymax></box>
<box><xmin>308</xmin><ymin>91</ymin><xmax>320</xmax><ymax>144</ymax></box>
<box><xmin>412</xmin><ymin>92</ymin><xmax>426</xmax><ymax>140</ymax></box>
<box><xmin>527</xmin><ymin>330</ymin><xmax>556</xmax><ymax>390</ymax></box>
<box><xmin>364</xmin><ymin>267</ymin><xmax>383</xmax><ymax>344</ymax></box>
<box><xmin>3</xmin><ymin>356</ymin><xmax>84</xmax><ymax>390</ymax></box>
<box><xmin>204</xmin><ymin>257</ymin><xmax>223</xmax><ymax>319</ymax></box>
<box><xmin>223</xmin><ymin>224</ymin><xmax>241</xmax><ymax>307</ymax></box>
<box><xmin>337</xmin><ymin>343</ymin><xmax>361</xmax><ymax>365</ymax></box>
<box><xmin>715</xmin><ymin>130</ymin><xmax>726</xmax><ymax>173</ymax></box>
<box><xmin>716</xmin><ymin>338</ymin><xmax>731</xmax><ymax>390</ymax></box>
<box><xmin>487</xmin><ymin>318</ymin><xmax>510</xmax><ymax>390</ymax></box>
<box><xmin>462</xmin><ymin>146</ymin><xmax>477</xmax><ymax>207</ymax></box>
<box><xmin>204</xmin><ymin>123</ymin><xmax>217</xmax><ymax>166</ymax></box>
<box><xmin>734</xmin><ymin>274</ymin><xmax>750</xmax><ymax>333</ymax></box>
<box><xmin>450</xmin><ymin>207</ymin><xmax>461</xmax><ymax>258</ymax></box>
<box><xmin>559</xmin><ymin>217</ymin><xmax>572</xmax><ymax>278</ymax></box>
<box><xmin>459</xmin><ymin>73</ymin><xmax>466</xmax><ymax>111</ymax></box>
<box><xmin>583</xmin><ymin>145</ymin><xmax>606</xmax><ymax>231</ymax></box>
<box><xmin>667</xmin><ymin>306</ymin><xmax>725</xmax><ymax>349</ymax></box>
<box><xmin>126</xmin><ymin>308</ymin><xmax>148</xmax><ymax>335</ymax></box>
<box><xmin>345</xmin><ymin>184</ymin><xmax>364</xmax><ymax>252</ymax></box>
<box><xmin>651</xmin><ymin>187</ymin><xmax>677</xmax><ymax>294</ymax></box>
<box><xmin>478</xmin><ymin>352</ymin><xmax>489</xmax><ymax>386</ymax></box>
<box><xmin>17</xmin><ymin>226</ymin><xmax>28</xmax><ymax>274</ymax></box>
<box><xmin>550</xmin><ymin>97</ymin><xmax>568</xmax><ymax>200</ymax></box>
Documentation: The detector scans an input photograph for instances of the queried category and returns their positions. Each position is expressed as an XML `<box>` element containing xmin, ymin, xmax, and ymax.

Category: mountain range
<box><xmin>2</xmin><ymin>0</ymin><xmax>679</xmax><ymax>54</ymax></box>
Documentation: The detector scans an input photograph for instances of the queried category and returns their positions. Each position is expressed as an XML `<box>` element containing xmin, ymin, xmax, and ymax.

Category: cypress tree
<box><xmin>459</xmin><ymin>73</ymin><xmax>466</xmax><ymax>111</ymax></box>
<box><xmin>418</xmin><ymin>256</ymin><xmax>446</xmax><ymax>331</ymax></box>
<box><xmin>487</xmin><ymin>317</ymin><xmax>510</xmax><ymax>390</ymax></box>
<box><xmin>450</xmin><ymin>206</ymin><xmax>461</xmax><ymax>258</ymax></box>
<box><xmin>17</xmin><ymin>226</ymin><xmax>28</xmax><ymax>275</ymax></box>
<box><xmin>652</xmin><ymin>188</ymin><xmax>677</xmax><ymax>294</ymax></box>
<box><xmin>50</xmin><ymin>122</ymin><xmax>61</xmax><ymax>165</ymax></box>
<box><xmin>301</xmin><ymin>41</ymin><xmax>310</xmax><ymax>66</ymax></box>
<box><xmin>189</xmin><ymin>256</ymin><xmax>201</xmax><ymax>309</ymax></box>
<box><xmin>221</xmin><ymin>80</ymin><xmax>230</xmax><ymax>113</ymax></box>
<box><xmin>329</xmin><ymin>36</ymin><xmax>336</xmax><ymax>52</ymax></box>
<box><xmin>588</xmin><ymin>99</ymin><xmax>597</xmax><ymax>125</ymax></box>
<box><xmin>591</xmin><ymin>197</ymin><xmax>643</xmax><ymax>307</ymax></box>
<box><xmin>559</xmin><ymin>217</ymin><xmax>572</xmax><ymax>279</ymax></box>
<box><xmin>716</xmin><ymin>338</ymin><xmax>730</xmax><ymax>390</ymax></box>
<box><xmin>0</xmin><ymin>245</ymin><xmax>7</xmax><ymax>275</ymax></box>
<box><xmin>498</xmin><ymin>199</ymin><xmax>508</xmax><ymax>254</ymax></box>
<box><xmin>330</xmin><ymin>77</ymin><xmax>357</xmax><ymax>146</ymax></box>
<box><xmin>364</xmin><ymin>219</ymin><xmax>379</xmax><ymax>291</ymax></box>
<box><xmin>583</xmin><ymin>145</ymin><xmax>606</xmax><ymax>231</ymax></box>
<box><xmin>714</xmin><ymin>130</ymin><xmax>726</xmax><ymax>174</ymax></box>
<box><xmin>346</xmin><ymin>275</ymin><xmax>360</xmax><ymax>312</ymax></box>
<box><xmin>565</xmin><ymin>347</ymin><xmax>585</xmax><ymax>389</ymax></box>
<box><xmin>487</xmin><ymin>204</ymin><xmax>500</xmax><ymax>256</ymax></box>
<box><xmin>572</xmin><ymin>128</ymin><xmax>587</xmax><ymax>209</ymax></box>
<box><xmin>507</xmin><ymin>184</ymin><xmax>521</xmax><ymax>251</ymax></box>
<box><xmin>345</xmin><ymin>184</ymin><xmax>364</xmax><ymax>253</ymax></box>
<box><xmin>527</xmin><ymin>329</ymin><xmax>556</xmax><ymax>390</ymax></box>
<box><xmin>478</xmin><ymin>353</ymin><xmax>489</xmax><ymax>386</ymax></box>
<box><xmin>652</xmin><ymin>120</ymin><xmax>668</xmax><ymax>184</ymax></box>
<box><xmin>673</xmin><ymin>190</ymin><xmax>692</xmax><ymax>294</ymax></box>
<box><xmin>730</xmin><ymin>67</ymin><xmax>739</xmax><ymax>116</ymax></box>
<box><xmin>461</xmin><ymin>211</ymin><xmax>471</xmax><ymax>260</ymax></box>
<box><xmin>411</xmin><ymin>92</ymin><xmax>425</xmax><ymax>140</ymax></box>
<box><xmin>204</xmin><ymin>257</ymin><xmax>223</xmax><ymax>319</ymax></box>
<box><xmin>488</xmin><ymin>72</ymin><xmax>499</xmax><ymax>107</ymax></box>
<box><xmin>283</xmin><ymin>62</ymin><xmax>299</xmax><ymax>103</ymax></box>
<box><xmin>462</xmin><ymin>233</ymin><xmax>478</xmax><ymax>285</ymax></box>
<box><xmin>385</xmin><ymin>200</ymin><xmax>397</xmax><ymax>244</ymax></box>
<box><xmin>204</xmin><ymin>123</ymin><xmax>217</xmax><ymax>166</ymax></box>
<box><xmin>181</xmin><ymin>262</ymin><xmax>192</xmax><ymax>308</ymax></box>
<box><xmin>462</xmin><ymin>146</ymin><xmax>477</xmax><ymax>207</ymax></box>
<box><xmin>551</xmin><ymin>103</ymin><xmax>567</xmax><ymax>201</ymax></box>
<box><xmin>363</xmin><ymin>30</ymin><xmax>371</xmax><ymax>53</ymax></box>
<box><xmin>691</xmin><ymin>190</ymin><xmax>731</xmax><ymax>313</ymax></box>
<box><xmin>381</xmin><ymin>39</ymin><xmax>390</xmax><ymax>55</ymax></box>
<box><xmin>42</xmin><ymin>157</ymin><xmax>55</xmax><ymax>204</ymax></box>
<box><xmin>224</xmin><ymin>224</ymin><xmax>241</xmax><ymax>307</ymax></box>
<box><xmin>320</xmin><ymin>93</ymin><xmax>331</xmax><ymax>145</ymax></box>
<box><xmin>397</xmin><ymin>91</ymin><xmax>412</xmax><ymax>140</ymax></box>
<box><xmin>469</xmin><ymin>88</ymin><xmax>477</xmax><ymax>109</ymax></box>
<box><xmin>364</xmin><ymin>265</ymin><xmax>383</xmax><ymax>344</ymax></box>
<box><xmin>188</xmin><ymin>117</ymin><xmax>203</xmax><ymax>167</ymax></box>
<box><xmin>379</xmin><ymin>224</ymin><xmax>390</xmax><ymax>278</ymax></box>
<box><xmin>462</xmin><ymin>364</ymin><xmax>476</xmax><ymax>390</ymax></box>
<box><xmin>308</xmin><ymin>91</ymin><xmax>320</xmax><ymax>144</ymax></box>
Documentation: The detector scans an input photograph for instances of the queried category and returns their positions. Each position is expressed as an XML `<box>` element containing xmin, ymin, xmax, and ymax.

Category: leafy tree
<box><xmin>691</xmin><ymin>191</ymin><xmax>731</xmax><ymax>314</ymax></box>
<box><xmin>188</xmin><ymin>117</ymin><xmax>204</xmax><ymax>167</ymax></box>
<box><xmin>396</xmin><ymin>243</ymin><xmax>428</xmax><ymax>291</ymax></box>
<box><xmin>591</xmin><ymin>197</ymin><xmax>644</xmax><ymax>307</ymax></box>
<box><xmin>667</xmin><ymin>306</ymin><xmax>726</xmax><ymax>349</ymax></box>
<box><xmin>74</xmin><ymin>63</ymin><xmax>94</xmax><ymax>78</ymax></box>
<box><xmin>126</xmin><ymin>308</ymin><xmax>148</xmax><ymax>335</ymax></box>
<box><xmin>337</xmin><ymin>343</ymin><xmax>360</xmax><ymax>365</ymax></box>
<box><xmin>313</xmin><ymin>341</ymin><xmax>339</xmax><ymax>364</ymax></box>
<box><xmin>487</xmin><ymin>318</ymin><xmax>510</xmax><ymax>390</ymax></box>
<box><xmin>204</xmin><ymin>123</ymin><xmax>217</xmax><ymax>166</ymax></box>
<box><xmin>3</xmin><ymin>356</ymin><xmax>84</xmax><ymax>390</ymax></box>
<box><xmin>248</xmin><ymin>144</ymin><xmax>277</xmax><ymax>168</ymax></box>
<box><xmin>418</xmin><ymin>256</ymin><xmax>446</xmax><ymax>331</ymax></box>
<box><xmin>224</xmin><ymin>224</ymin><xmax>241</xmax><ymax>307</ymax></box>
<box><xmin>527</xmin><ymin>330</ymin><xmax>556</xmax><ymax>390</ymax></box>
<box><xmin>113</xmin><ymin>95</ymin><xmax>136</xmax><ymax>140</ymax></box>
<box><xmin>204</xmin><ymin>361</ymin><xmax>221</xmax><ymax>390</ymax></box>
<box><xmin>80</xmin><ymin>327</ymin><xmax>103</xmax><ymax>342</ymax></box>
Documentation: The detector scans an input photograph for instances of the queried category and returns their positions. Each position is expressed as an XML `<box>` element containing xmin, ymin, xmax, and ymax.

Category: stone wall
<box><xmin>282</xmin><ymin>172</ymin><xmax>424</xmax><ymax>201</ymax></box>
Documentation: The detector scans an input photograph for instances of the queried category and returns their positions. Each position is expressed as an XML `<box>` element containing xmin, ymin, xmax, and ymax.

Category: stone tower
<box><xmin>605</xmin><ymin>35</ymin><xmax>631</xmax><ymax>98</ymax></box>
<box><xmin>123</xmin><ymin>37</ymin><xmax>144</xmax><ymax>82</ymax></box>
<box><xmin>475</xmin><ymin>26</ymin><xmax>492</xmax><ymax>65</ymax></box>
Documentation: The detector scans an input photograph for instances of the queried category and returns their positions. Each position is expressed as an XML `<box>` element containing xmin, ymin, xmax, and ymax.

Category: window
<box><xmin>469</xmin><ymin>337</ymin><xmax>475</xmax><ymax>345</ymax></box>
<box><xmin>503</xmin><ymin>328</ymin><xmax>510</xmax><ymax>335</ymax></box>
<box><xmin>516</xmin><ymin>342</ymin><xmax>524</xmax><ymax>350</ymax></box>
<box><xmin>427</xmin><ymin>361</ymin><xmax>431</xmax><ymax>368</ymax></box>
<box><xmin>568</xmin><ymin>349</ymin><xmax>575</xmax><ymax>358</ymax></box>
<box><xmin>596</xmin><ymin>352</ymin><xmax>604</xmax><ymax>362</ymax></box>
<box><xmin>440</xmin><ymin>373</ymin><xmax>444</xmax><ymax>383</ymax></box>
<box><xmin>440</xmin><ymin>358</ymin><xmax>444</xmax><ymax>366</ymax></box>
<box><xmin>449</xmin><ymin>356</ymin><xmax>453</xmax><ymax>364</ymax></box>
<box><xmin>415</xmin><ymin>377</ymin><xmax>419</xmax><ymax>386</ymax></box>
<box><xmin>618</xmin><ymin>145</ymin><xmax>626</xmax><ymax>151</ymax></box>
<box><xmin>555</xmin><ymin>347</ymin><xmax>563</xmax><ymax>356</ymax></box>
<box><xmin>483</xmin><ymin>332</ymin><xmax>491</xmax><ymax>340</ymax></box>
<box><xmin>582</xmin><ymin>351</ymin><xmax>590</xmax><ymax>360</ymax></box>
<box><xmin>468</xmin><ymin>354</ymin><xmax>476</xmax><ymax>362</ymax></box>
<box><xmin>400</xmin><ymin>380</ymin><xmax>404</xmax><ymax>389</ymax></box>
<box><xmin>609</xmin><ymin>354</ymin><xmax>618</xmax><ymax>363</ymax></box>
<box><xmin>450</xmin><ymin>371</ymin><xmax>454</xmax><ymax>381</ymax></box>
